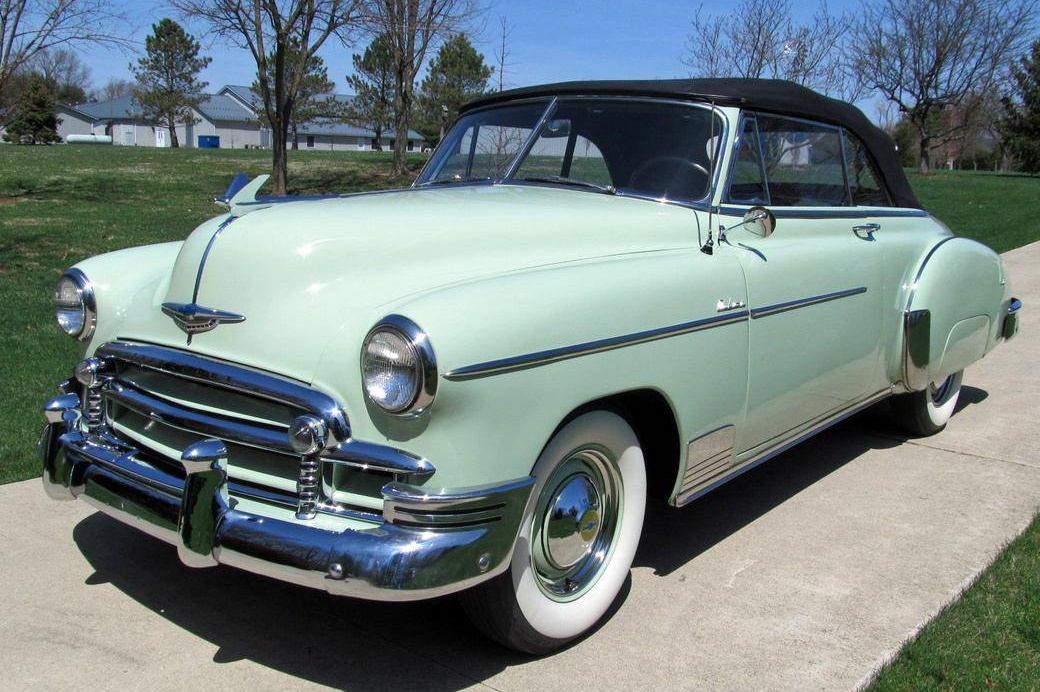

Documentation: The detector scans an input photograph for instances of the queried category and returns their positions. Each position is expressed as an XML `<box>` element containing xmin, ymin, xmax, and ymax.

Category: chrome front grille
<box><xmin>91</xmin><ymin>341</ymin><xmax>431</xmax><ymax>522</ymax></box>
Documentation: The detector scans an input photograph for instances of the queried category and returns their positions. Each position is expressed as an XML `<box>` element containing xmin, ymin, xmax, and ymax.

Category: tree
<box><xmin>130</xmin><ymin>19</ymin><xmax>210</xmax><ymax>148</ymax></box>
<box><xmin>2</xmin><ymin>71</ymin><xmax>60</xmax><ymax>143</ymax></box>
<box><xmin>492</xmin><ymin>14</ymin><xmax>513</xmax><ymax>92</ymax></box>
<box><xmin>344</xmin><ymin>33</ymin><xmax>394</xmax><ymax>150</ymax></box>
<box><xmin>253</xmin><ymin>45</ymin><xmax>337</xmax><ymax>150</ymax></box>
<box><xmin>91</xmin><ymin>77</ymin><xmax>134</xmax><ymax>102</ymax></box>
<box><xmin>170</xmin><ymin>0</ymin><xmax>362</xmax><ymax>195</ymax></box>
<box><xmin>851</xmin><ymin>0</ymin><xmax>1036</xmax><ymax>172</ymax></box>
<box><xmin>31</xmin><ymin>47</ymin><xmax>91</xmax><ymax>103</ymax></box>
<box><xmin>0</xmin><ymin>0</ymin><xmax>128</xmax><ymax>125</ymax></box>
<box><xmin>415</xmin><ymin>32</ymin><xmax>490</xmax><ymax>143</ymax></box>
<box><xmin>360</xmin><ymin>0</ymin><xmax>478</xmax><ymax>175</ymax></box>
<box><xmin>683</xmin><ymin>0</ymin><xmax>853</xmax><ymax>98</ymax></box>
<box><xmin>1001</xmin><ymin>40</ymin><xmax>1040</xmax><ymax>173</ymax></box>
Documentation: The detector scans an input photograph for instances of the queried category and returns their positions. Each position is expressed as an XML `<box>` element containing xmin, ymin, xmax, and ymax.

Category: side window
<box><xmin>756</xmin><ymin>115</ymin><xmax>847</xmax><ymax>207</ymax></box>
<box><xmin>727</xmin><ymin>117</ymin><xmax>768</xmax><ymax>204</ymax></box>
<box><xmin>843</xmin><ymin>131</ymin><xmax>889</xmax><ymax>206</ymax></box>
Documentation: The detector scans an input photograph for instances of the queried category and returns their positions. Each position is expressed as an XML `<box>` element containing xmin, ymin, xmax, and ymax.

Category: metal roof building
<box><xmin>49</xmin><ymin>85</ymin><xmax>420</xmax><ymax>151</ymax></box>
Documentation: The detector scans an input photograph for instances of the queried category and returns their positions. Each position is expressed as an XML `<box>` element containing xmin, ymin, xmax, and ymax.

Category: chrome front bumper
<box><xmin>41</xmin><ymin>393</ymin><xmax>534</xmax><ymax>601</ymax></box>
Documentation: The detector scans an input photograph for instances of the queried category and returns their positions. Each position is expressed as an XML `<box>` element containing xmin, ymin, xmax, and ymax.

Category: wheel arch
<box><xmin>552</xmin><ymin>388</ymin><xmax>681</xmax><ymax>503</ymax></box>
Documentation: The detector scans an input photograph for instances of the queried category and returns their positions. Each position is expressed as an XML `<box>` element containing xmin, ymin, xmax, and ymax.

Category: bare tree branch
<box><xmin>851</xmin><ymin>0</ymin><xmax>1037</xmax><ymax>171</ymax></box>
<box><xmin>682</xmin><ymin>0</ymin><xmax>853</xmax><ymax>98</ymax></box>
<box><xmin>359</xmin><ymin>0</ymin><xmax>480</xmax><ymax>175</ymax></box>
<box><xmin>0</xmin><ymin>0</ymin><xmax>130</xmax><ymax>123</ymax></box>
<box><xmin>169</xmin><ymin>0</ymin><xmax>363</xmax><ymax>194</ymax></box>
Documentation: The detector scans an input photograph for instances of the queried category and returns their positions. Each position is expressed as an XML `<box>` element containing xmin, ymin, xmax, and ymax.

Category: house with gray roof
<box><xmin>45</xmin><ymin>84</ymin><xmax>419</xmax><ymax>151</ymax></box>
<box><xmin>218</xmin><ymin>85</ymin><xmax>421</xmax><ymax>152</ymax></box>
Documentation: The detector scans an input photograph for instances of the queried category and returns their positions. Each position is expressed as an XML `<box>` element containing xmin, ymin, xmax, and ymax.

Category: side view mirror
<box><xmin>744</xmin><ymin>206</ymin><xmax>776</xmax><ymax>237</ymax></box>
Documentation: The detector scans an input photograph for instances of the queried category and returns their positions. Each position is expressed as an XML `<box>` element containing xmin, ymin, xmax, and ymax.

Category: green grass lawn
<box><xmin>869</xmin><ymin>517</ymin><xmax>1040</xmax><ymax>690</ymax></box>
<box><xmin>0</xmin><ymin>150</ymin><xmax>1038</xmax><ymax>685</ymax></box>
<box><xmin>907</xmin><ymin>170</ymin><xmax>1040</xmax><ymax>254</ymax></box>
<box><xmin>0</xmin><ymin>145</ymin><xmax>422</xmax><ymax>484</ymax></box>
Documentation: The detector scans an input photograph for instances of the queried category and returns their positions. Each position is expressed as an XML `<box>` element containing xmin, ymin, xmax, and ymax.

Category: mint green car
<box><xmin>40</xmin><ymin>79</ymin><xmax>1021</xmax><ymax>653</ymax></box>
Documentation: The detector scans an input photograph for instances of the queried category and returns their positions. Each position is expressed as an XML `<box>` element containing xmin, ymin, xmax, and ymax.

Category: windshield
<box><xmin>417</xmin><ymin>98</ymin><xmax>723</xmax><ymax>202</ymax></box>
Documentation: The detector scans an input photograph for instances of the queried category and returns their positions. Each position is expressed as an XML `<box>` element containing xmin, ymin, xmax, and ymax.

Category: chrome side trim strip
<box><xmin>442</xmin><ymin>310</ymin><xmax>750</xmax><ymax>382</ymax></box>
<box><xmin>751</xmin><ymin>286</ymin><xmax>867</xmax><ymax>319</ymax></box>
<box><xmin>903</xmin><ymin>235</ymin><xmax>958</xmax><ymax>313</ymax></box>
<box><xmin>676</xmin><ymin>425</ymin><xmax>736</xmax><ymax>506</ymax></box>
<box><xmin>192</xmin><ymin>216</ymin><xmax>237</xmax><ymax>303</ymax></box>
<box><xmin>718</xmin><ymin>205</ymin><xmax>929</xmax><ymax>219</ymax></box>
<box><xmin>676</xmin><ymin>387</ymin><xmax>892</xmax><ymax>507</ymax></box>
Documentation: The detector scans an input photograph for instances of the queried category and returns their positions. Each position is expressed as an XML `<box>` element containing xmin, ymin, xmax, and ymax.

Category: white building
<box><xmin>45</xmin><ymin>86</ymin><xmax>423</xmax><ymax>150</ymax></box>
<box><xmin>41</xmin><ymin>84</ymin><xmax>422</xmax><ymax>149</ymax></box>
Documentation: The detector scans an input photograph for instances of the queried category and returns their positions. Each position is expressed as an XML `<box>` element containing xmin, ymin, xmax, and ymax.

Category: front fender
<box><xmin>73</xmin><ymin>242</ymin><xmax>184</xmax><ymax>353</ymax></box>
<box><xmin>900</xmin><ymin>236</ymin><xmax>1010</xmax><ymax>391</ymax></box>
<box><xmin>334</xmin><ymin>247</ymin><xmax>750</xmax><ymax>491</ymax></box>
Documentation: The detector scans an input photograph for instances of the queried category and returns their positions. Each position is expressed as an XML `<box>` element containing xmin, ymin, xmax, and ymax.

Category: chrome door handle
<box><xmin>853</xmin><ymin>223</ymin><xmax>880</xmax><ymax>240</ymax></box>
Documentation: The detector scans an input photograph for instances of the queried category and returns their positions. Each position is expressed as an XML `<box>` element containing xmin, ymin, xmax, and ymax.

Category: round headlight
<box><xmin>361</xmin><ymin>315</ymin><xmax>437</xmax><ymax>416</ymax></box>
<box><xmin>53</xmin><ymin>269</ymin><xmax>95</xmax><ymax>341</ymax></box>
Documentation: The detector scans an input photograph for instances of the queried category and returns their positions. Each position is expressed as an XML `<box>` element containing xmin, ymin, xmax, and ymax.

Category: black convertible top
<box><xmin>463</xmin><ymin>78</ymin><xmax>921</xmax><ymax>209</ymax></box>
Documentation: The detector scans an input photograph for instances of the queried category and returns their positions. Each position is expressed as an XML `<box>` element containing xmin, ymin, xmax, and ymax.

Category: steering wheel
<box><xmin>627</xmin><ymin>156</ymin><xmax>710</xmax><ymax>198</ymax></box>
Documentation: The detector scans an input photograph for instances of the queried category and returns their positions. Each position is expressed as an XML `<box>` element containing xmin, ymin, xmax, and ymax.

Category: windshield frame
<box><xmin>414</xmin><ymin>95</ymin><xmax>729</xmax><ymax>209</ymax></box>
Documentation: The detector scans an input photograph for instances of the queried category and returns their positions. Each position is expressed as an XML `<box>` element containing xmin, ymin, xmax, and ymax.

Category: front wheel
<box><xmin>460</xmin><ymin>410</ymin><xmax>646</xmax><ymax>654</ymax></box>
<box><xmin>891</xmin><ymin>370</ymin><xmax>964</xmax><ymax>436</ymax></box>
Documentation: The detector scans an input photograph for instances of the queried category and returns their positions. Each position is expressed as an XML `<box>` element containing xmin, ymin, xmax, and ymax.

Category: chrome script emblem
<box><xmin>162</xmin><ymin>302</ymin><xmax>245</xmax><ymax>343</ymax></box>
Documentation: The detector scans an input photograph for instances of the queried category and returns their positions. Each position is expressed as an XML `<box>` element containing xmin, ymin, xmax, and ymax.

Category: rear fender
<box><xmin>900</xmin><ymin>237</ymin><xmax>1009</xmax><ymax>391</ymax></box>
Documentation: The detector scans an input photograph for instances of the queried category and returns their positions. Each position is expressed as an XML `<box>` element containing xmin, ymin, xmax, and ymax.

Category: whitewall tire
<box><xmin>892</xmin><ymin>370</ymin><xmax>964</xmax><ymax>436</ymax></box>
<box><xmin>460</xmin><ymin>410</ymin><xmax>646</xmax><ymax>654</ymax></box>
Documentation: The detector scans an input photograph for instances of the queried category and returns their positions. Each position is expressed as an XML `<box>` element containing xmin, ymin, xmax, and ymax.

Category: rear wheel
<box><xmin>460</xmin><ymin>410</ymin><xmax>646</xmax><ymax>654</ymax></box>
<box><xmin>891</xmin><ymin>370</ymin><xmax>963</xmax><ymax>436</ymax></box>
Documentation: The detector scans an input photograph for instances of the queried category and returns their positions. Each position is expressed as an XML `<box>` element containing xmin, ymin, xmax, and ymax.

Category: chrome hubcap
<box><xmin>532</xmin><ymin>447</ymin><xmax>621</xmax><ymax>601</ymax></box>
<box><xmin>543</xmin><ymin>474</ymin><xmax>602</xmax><ymax>569</ymax></box>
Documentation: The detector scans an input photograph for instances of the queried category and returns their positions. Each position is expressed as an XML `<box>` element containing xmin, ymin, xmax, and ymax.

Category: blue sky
<box><xmin>82</xmin><ymin>0</ymin><xmax>867</xmax><ymax>103</ymax></box>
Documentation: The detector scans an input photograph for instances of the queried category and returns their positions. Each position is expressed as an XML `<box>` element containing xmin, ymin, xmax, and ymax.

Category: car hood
<box><xmin>130</xmin><ymin>184</ymin><xmax>699</xmax><ymax>382</ymax></box>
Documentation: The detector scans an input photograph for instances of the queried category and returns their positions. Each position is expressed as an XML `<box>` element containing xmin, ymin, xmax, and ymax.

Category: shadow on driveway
<box><xmin>70</xmin><ymin>396</ymin><xmax>983</xmax><ymax>688</ymax></box>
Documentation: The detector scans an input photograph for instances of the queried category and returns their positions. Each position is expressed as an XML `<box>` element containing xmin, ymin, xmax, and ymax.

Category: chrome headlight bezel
<box><xmin>360</xmin><ymin>315</ymin><xmax>437</xmax><ymax>417</ymax></box>
<box><xmin>53</xmin><ymin>268</ymin><xmax>96</xmax><ymax>341</ymax></box>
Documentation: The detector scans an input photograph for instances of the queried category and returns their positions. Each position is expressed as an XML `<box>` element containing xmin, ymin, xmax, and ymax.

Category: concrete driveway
<box><xmin>2</xmin><ymin>242</ymin><xmax>1037</xmax><ymax>691</ymax></box>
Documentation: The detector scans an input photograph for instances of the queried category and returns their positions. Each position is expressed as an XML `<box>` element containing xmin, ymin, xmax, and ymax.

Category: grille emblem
<box><xmin>162</xmin><ymin>302</ymin><xmax>245</xmax><ymax>343</ymax></box>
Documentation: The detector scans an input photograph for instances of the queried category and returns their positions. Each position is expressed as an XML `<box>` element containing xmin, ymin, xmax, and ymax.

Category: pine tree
<box><xmin>415</xmin><ymin>34</ymin><xmax>492</xmax><ymax>144</ymax></box>
<box><xmin>130</xmin><ymin>19</ymin><xmax>211</xmax><ymax>148</ymax></box>
<box><xmin>1001</xmin><ymin>40</ymin><xmax>1040</xmax><ymax>173</ymax></box>
<box><xmin>344</xmin><ymin>34</ymin><xmax>395</xmax><ymax>151</ymax></box>
<box><xmin>2</xmin><ymin>73</ymin><xmax>61</xmax><ymax>144</ymax></box>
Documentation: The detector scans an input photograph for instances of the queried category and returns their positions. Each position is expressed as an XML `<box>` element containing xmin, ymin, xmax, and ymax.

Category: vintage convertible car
<box><xmin>40</xmin><ymin>79</ymin><xmax>1021</xmax><ymax>653</ymax></box>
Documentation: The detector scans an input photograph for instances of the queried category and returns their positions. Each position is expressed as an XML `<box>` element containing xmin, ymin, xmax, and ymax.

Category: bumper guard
<box><xmin>40</xmin><ymin>391</ymin><xmax>534</xmax><ymax>601</ymax></box>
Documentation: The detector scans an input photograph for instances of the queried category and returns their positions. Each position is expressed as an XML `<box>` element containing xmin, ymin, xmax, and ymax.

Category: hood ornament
<box><xmin>162</xmin><ymin>302</ymin><xmax>245</xmax><ymax>343</ymax></box>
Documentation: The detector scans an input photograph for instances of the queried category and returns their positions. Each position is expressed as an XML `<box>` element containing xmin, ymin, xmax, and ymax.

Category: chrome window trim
<box><xmin>443</xmin><ymin>310</ymin><xmax>749</xmax><ymax>382</ymax></box>
<box><xmin>839</xmin><ymin>127</ymin><xmax>895</xmax><ymax>207</ymax></box>
<box><xmin>717</xmin><ymin>205</ymin><xmax>929</xmax><ymax>219</ymax></box>
<box><xmin>750</xmin><ymin>286</ymin><xmax>868</xmax><ymax>319</ymax></box>
<box><xmin>501</xmin><ymin>96</ymin><xmax>559</xmax><ymax>180</ymax></box>
<box><xmin>725</xmin><ymin>110</ymin><xmax>904</xmax><ymax>211</ymax></box>
<box><xmin>723</xmin><ymin>114</ymin><xmax>771</xmax><ymax>206</ymax></box>
<box><xmin>418</xmin><ymin>95</ymin><xmax>730</xmax><ymax>206</ymax></box>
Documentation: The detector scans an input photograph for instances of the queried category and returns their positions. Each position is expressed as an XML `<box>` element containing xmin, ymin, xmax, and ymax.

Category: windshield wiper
<box><xmin>519</xmin><ymin>175</ymin><xmax>616</xmax><ymax>195</ymax></box>
<box><xmin>418</xmin><ymin>175</ymin><xmax>491</xmax><ymax>187</ymax></box>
